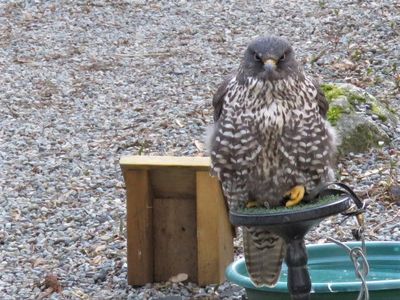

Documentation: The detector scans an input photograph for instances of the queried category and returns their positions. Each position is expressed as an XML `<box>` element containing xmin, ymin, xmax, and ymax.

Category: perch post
<box><xmin>230</xmin><ymin>195</ymin><xmax>352</xmax><ymax>300</ymax></box>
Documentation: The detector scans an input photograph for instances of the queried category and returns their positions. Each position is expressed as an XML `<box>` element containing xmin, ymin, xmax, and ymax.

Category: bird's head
<box><xmin>239</xmin><ymin>35</ymin><xmax>300</xmax><ymax>82</ymax></box>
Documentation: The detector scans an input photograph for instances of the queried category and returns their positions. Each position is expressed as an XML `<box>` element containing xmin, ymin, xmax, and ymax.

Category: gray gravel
<box><xmin>1</xmin><ymin>1</ymin><xmax>399</xmax><ymax>299</ymax></box>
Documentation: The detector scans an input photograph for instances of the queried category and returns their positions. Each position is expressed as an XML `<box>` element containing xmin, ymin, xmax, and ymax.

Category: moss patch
<box><xmin>327</xmin><ymin>106</ymin><xmax>344</xmax><ymax>125</ymax></box>
<box><xmin>371</xmin><ymin>103</ymin><xmax>388</xmax><ymax>122</ymax></box>
<box><xmin>321</xmin><ymin>83</ymin><xmax>367</xmax><ymax>105</ymax></box>
<box><xmin>347</xmin><ymin>92</ymin><xmax>367</xmax><ymax>106</ymax></box>
<box><xmin>320</xmin><ymin>84</ymin><xmax>345</xmax><ymax>103</ymax></box>
<box><xmin>321</xmin><ymin>83</ymin><xmax>394</xmax><ymax>127</ymax></box>
<box><xmin>236</xmin><ymin>195</ymin><xmax>342</xmax><ymax>215</ymax></box>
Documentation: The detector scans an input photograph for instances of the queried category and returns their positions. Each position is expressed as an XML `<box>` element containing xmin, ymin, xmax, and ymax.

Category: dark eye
<box><xmin>280</xmin><ymin>53</ymin><xmax>286</xmax><ymax>61</ymax></box>
<box><xmin>254</xmin><ymin>53</ymin><xmax>262</xmax><ymax>62</ymax></box>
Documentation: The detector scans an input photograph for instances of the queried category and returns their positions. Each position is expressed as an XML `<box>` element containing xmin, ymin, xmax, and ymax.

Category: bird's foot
<box><xmin>245</xmin><ymin>200</ymin><xmax>259</xmax><ymax>208</ymax></box>
<box><xmin>282</xmin><ymin>185</ymin><xmax>306</xmax><ymax>207</ymax></box>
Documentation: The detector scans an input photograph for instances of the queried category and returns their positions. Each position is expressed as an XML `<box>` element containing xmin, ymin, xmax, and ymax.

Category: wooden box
<box><xmin>120</xmin><ymin>156</ymin><xmax>234</xmax><ymax>286</ymax></box>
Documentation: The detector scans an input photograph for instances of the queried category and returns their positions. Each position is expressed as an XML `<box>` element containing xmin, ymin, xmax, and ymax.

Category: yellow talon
<box><xmin>284</xmin><ymin>185</ymin><xmax>306</xmax><ymax>207</ymax></box>
<box><xmin>246</xmin><ymin>200</ymin><xmax>258</xmax><ymax>208</ymax></box>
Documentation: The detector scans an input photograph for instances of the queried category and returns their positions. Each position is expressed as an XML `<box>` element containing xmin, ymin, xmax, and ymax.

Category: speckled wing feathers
<box><xmin>212</xmin><ymin>74</ymin><xmax>234</xmax><ymax>122</ymax></box>
<box><xmin>211</xmin><ymin>78</ymin><xmax>262</xmax><ymax>209</ymax></box>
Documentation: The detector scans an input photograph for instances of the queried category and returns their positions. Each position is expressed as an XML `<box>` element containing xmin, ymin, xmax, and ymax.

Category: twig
<box><xmin>310</xmin><ymin>49</ymin><xmax>327</xmax><ymax>64</ymax></box>
<box><xmin>371</xmin><ymin>210</ymin><xmax>400</xmax><ymax>233</ymax></box>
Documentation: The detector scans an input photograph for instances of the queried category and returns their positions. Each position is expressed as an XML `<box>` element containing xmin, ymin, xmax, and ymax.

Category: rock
<box><xmin>388</xmin><ymin>185</ymin><xmax>400</xmax><ymax>204</ymax></box>
<box><xmin>93</xmin><ymin>269</ymin><xmax>108</xmax><ymax>283</ymax></box>
<box><xmin>321</xmin><ymin>83</ymin><xmax>398</xmax><ymax>155</ymax></box>
<box><xmin>335</xmin><ymin>114</ymin><xmax>391</xmax><ymax>154</ymax></box>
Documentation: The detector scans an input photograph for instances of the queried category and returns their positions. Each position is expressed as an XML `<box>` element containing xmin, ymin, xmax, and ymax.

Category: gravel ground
<box><xmin>1</xmin><ymin>1</ymin><xmax>399</xmax><ymax>299</ymax></box>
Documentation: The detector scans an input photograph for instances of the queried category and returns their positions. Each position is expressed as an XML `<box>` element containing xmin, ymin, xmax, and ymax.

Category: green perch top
<box><xmin>236</xmin><ymin>194</ymin><xmax>343</xmax><ymax>215</ymax></box>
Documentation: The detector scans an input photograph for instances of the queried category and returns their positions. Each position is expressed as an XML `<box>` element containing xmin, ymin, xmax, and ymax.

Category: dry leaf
<box><xmin>94</xmin><ymin>244</ymin><xmax>106</xmax><ymax>253</ymax></box>
<box><xmin>11</xmin><ymin>208</ymin><xmax>21</xmax><ymax>221</ymax></box>
<box><xmin>38</xmin><ymin>287</ymin><xmax>54</xmax><ymax>300</ymax></box>
<box><xmin>175</xmin><ymin>119</ymin><xmax>184</xmax><ymax>127</ymax></box>
<box><xmin>168</xmin><ymin>273</ymin><xmax>188</xmax><ymax>283</ymax></box>
<box><xmin>13</xmin><ymin>56</ymin><xmax>32</xmax><ymax>64</ymax></box>
<box><xmin>332</xmin><ymin>59</ymin><xmax>355</xmax><ymax>71</ymax></box>
<box><xmin>44</xmin><ymin>274</ymin><xmax>61</xmax><ymax>293</ymax></box>
<box><xmin>92</xmin><ymin>255</ymin><xmax>103</xmax><ymax>265</ymax></box>
<box><xmin>194</xmin><ymin>140</ymin><xmax>204</xmax><ymax>152</ymax></box>
<box><xmin>32</xmin><ymin>257</ymin><xmax>46</xmax><ymax>268</ymax></box>
<box><xmin>71</xmin><ymin>289</ymin><xmax>91</xmax><ymax>299</ymax></box>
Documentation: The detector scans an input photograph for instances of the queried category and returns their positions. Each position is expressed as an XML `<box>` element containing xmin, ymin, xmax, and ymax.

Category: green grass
<box><xmin>236</xmin><ymin>195</ymin><xmax>343</xmax><ymax>215</ymax></box>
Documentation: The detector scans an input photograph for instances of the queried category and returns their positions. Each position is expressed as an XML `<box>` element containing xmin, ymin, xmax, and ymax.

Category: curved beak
<box><xmin>263</xmin><ymin>58</ymin><xmax>277</xmax><ymax>71</ymax></box>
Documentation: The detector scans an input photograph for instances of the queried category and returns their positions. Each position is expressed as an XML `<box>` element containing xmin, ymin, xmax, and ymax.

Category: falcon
<box><xmin>209</xmin><ymin>35</ymin><xmax>337</xmax><ymax>287</ymax></box>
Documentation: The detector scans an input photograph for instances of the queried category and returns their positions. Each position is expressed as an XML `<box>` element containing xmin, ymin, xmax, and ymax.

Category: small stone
<box><xmin>153</xmin><ymin>297</ymin><xmax>183</xmax><ymax>300</ymax></box>
<box><xmin>93</xmin><ymin>267</ymin><xmax>109</xmax><ymax>283</ymax></box>
<box><xmin>0</xmin><ymin>2</ymin><xmax>398</xmax><ymax>300</ymax></box>
<box><xmin>389</xmin><ymin>185</ymin><xmax>400</xmax><ymax>203</ymax></box>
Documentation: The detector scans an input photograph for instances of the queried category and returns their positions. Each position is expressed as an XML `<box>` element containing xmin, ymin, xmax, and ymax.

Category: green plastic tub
<box><xmin>226</xmin><ymin>241</ymin><xmax>400</xmax><ymax>300</ymax></box>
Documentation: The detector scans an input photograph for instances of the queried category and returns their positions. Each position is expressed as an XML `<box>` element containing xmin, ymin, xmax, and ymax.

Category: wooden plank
<box><xmin>120</xmin><ymin>156</ymin><xmax>234</xmax><ymax>286</ymax></box>
<box><xmin>153</xmin><ymin>198</ymin><xmax>198</xmax><ymax>282</ymax></box>
<box><xmin>120</xmin><ymin>155</ymin><xmax>210</xmax><ymax>170</ymax></box>
<box><xmin>216</xmin><ymin>180</ymin><xmax>235</xmax><ymax>281</ymax></box>
<box><xmin>123</xmin><ymin>169</ymin><xmax>153</xmax><ymax>285</ymax></box>
<box><xmin>196</xmin><ymin>171</ymin><xmax>234</xmax><ymax>285</ymax></box>
<box><xmin>150</xmin><ymin>169</ymin><xmax>196</xmax><ymax>199</ymax></box>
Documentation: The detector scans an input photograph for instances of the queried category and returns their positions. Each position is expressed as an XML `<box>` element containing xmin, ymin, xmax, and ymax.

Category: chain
<box><xmin>327</xmin><ymin>212</ymin><xmax>369</xmax><ymax>300</ymax></box>
<box><xmin>307</xmin><ymin>182</ymin><xmax>370</xmax><ymax>300</ymax></box>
